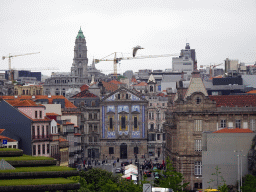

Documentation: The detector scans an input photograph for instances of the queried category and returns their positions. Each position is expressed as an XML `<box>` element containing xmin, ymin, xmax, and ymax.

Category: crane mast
<box><xmin>2</xmin><ymin>52</ymin><xmax>40</xmax><ymax>81</ymax></box>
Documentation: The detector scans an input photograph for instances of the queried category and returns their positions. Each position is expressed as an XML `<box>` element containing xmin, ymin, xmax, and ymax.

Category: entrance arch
<box><xmin>120</xmin><ymin>143</ymin><xmax>127</xmax><ymax>159</ymax></box>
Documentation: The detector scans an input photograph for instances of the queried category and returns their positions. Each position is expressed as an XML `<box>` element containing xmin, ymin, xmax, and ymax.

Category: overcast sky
<box><xmin>1</xmin><ymin>0</ymin><xmax>256</xmax><ymax>76</ymax></box>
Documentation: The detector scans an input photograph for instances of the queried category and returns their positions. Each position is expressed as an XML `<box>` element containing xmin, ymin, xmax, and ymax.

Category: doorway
<box><xmin>120</xmin><ymin>143</ymin><xmax>127</xmax><ymax>159</ymax></box>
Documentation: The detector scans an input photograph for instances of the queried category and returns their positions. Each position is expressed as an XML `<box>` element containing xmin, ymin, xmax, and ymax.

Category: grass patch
<box><xmin>0</xmin><ymin>148</ymin><xmax>21</xmax><ymax>151</ymax></box>
<box><xmin>1</xmin><ymin>155</ymin><xmax>54</xmax><ymax>161</ymax></box>
<box><xmin>0</xmin><ymin>178</ymin><xmax>77</xmax><ymax>186</ymax></box>
<box><xmin>0</xmin><ymin>166</ymin><xmax>76</xmax><ymax>173</ymax></box>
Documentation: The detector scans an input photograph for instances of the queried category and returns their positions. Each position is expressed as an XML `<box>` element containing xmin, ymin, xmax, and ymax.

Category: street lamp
<box><xmin>234</xmin><ymin>150</ymin><xmax>243</xmax><ymax>192</ymax></box>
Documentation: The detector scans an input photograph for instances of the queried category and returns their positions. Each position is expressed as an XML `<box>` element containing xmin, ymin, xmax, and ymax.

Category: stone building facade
<box><xmin>14</xmin><ymin>84</ymin><xmax>43</xmax><ymax>96</ymax></box>
<box><xmin>165</xmin><ymin>71</ymin><xmax>256</xmax><ymax>191</ymax></box>
<box><xmin>43</xmin><ymin>28</ymin><xmax>106</xmax><ymax>99</ymax></box>
<box><xmin>100</xmin><ymin>87</ymin><xmax>148</xmax><ymax>160</ymax></box>
<box><xmin>69</xmin><ymin>89</ymin><xmax>101</xmax><ymax>161</ymax></box>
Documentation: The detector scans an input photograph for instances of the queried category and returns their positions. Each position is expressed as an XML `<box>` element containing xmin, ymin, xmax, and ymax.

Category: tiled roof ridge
<box><xmin>209</xmin><ymin>95</ymin><xmax>256</xmax><ymax>107</ymax></box>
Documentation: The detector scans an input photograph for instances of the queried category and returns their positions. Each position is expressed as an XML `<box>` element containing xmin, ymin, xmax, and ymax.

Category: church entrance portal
<box><xmin>120</xmin><ymin>143</ymin><xmax>127</xmax><ymax>159</ymax></box>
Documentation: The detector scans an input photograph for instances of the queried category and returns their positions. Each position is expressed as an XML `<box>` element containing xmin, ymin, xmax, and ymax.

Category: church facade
<box><xmin>100</xmin><ymin>87</ymin><xmax>148</xmax><ymax>160</ymax></box>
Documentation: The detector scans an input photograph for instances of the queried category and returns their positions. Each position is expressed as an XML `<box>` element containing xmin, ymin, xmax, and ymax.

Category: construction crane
<box><xmin>207</xmin><ymin>63</ymin><xmax>223</xmax><ymax>79</ymax></box>
<box><xmin>94</xmin><ymin>51</ymin><xmax>179</xmax><ymax>78</ymax></box>
<box><xmin>2</xmin><ymin>52</ymin><xmax>40</xmax><ymax>81</ymax></box>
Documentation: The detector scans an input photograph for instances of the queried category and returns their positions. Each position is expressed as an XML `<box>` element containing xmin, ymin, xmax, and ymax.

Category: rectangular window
<box><xmin>194</xmin><ymin>161</ymin><xmax>202</xmax><ymax>175</ymax></box>
<box><xmin>39</xmin><ymin>111</ymin><xmax>42</xmax><ymax>118</ymax></box>
<box><xmin>118</xmin><ymin>94</ymin><xmax>120</xmax><ymax>99</ymax></box>
<box><xmin>47</xmin><ymin>144</ymin><xmax>49</xmax><ymax>154</ymax></box>
<box><xmin>42</xmin><ymin>126</ymin><xmax>44</xmax><ymax>138</ymax></box>
<box><xmin>32</xmin><ymin>126</ymin><xmax>35</xmax><ymax>138</ymax></box>
<box><xmin>89</xmin><ymin>137</ymin><xmax>92</xmax><ymax>142</ymax></box>
<box><xmin>150</xmin><ymin>124</ymin><xmax>154</xmax><ymax>130</ymax></box>
<box><xmin>220</xmin><ymin>120</ymin><xmax>226</xmax><ymax>128</ymax></box>
<box><xmin>13</xmin><ymin>145</ymin><xmax>16</xmax><ymax>149</ymax></box>
<box><xmin>38</xmin><ymin>145</ymin><xmax>41</xmax><ymax>155</ymax></box>
<box><xmin>194</xmin><ymin>120</ymin><xmax>202</xmax><ymax>132</ymax></box>
<box><xmin>152</xmin><ymin>134</ymin><xmax>156</xmax><ymax>141</ymax></box>
<box><xmin>46</xmin><ymin>126</ymin><xmax>49</xmax><ymax>136</ymax></box>
<box><xmin>134</xmin><ymin>116</ymin><xmax>137</xmax><ymax>129</ymax></box>
<box><xmin>89</xmin><ymin>113</ymin><xmax>92</xmax><ymax>120</ymax></box>
<box><xmin>42</xmin><ymin>144</ymin><xmax>45</xmax><ymax>154</ymax></box>
<box><xmin>121</xmin><ymin>116</ymin><xmax>126</xmax><ymax>129</ymax></box>
<box><xmin>236</xmin><ymin>120</ymin><xmax>241</xmax><ymax>128</ymax></box>
<box><xmin>126</xmin><ymin>94</ymin><xmax>128</xmax><ymax>99</ymax></box>
<box><xmin>94</xmin><ymin>113</ymin><xmax>97</xmax><ymax>120</ymax></box>
<box><xmin>37</xmin><ymin>126</ymin><xmax>40</xmax><ymax>138</ymax></box>
<box><xmin>157</xmin><ymin>134</ymin><xmax>160</xmax><ymax>140</ymax></box>
<box><xmin>163</xmin><ymin>133</ymin><xmax>166</xmax><ymax>141</ymax></box>
<box><xmin>195</xmin><ymin>139</ymin><xmax>202</xmax><ymax>151</ymax></box>
<box><xmin>162</xmin><ymin>103</ymin><xmax>165</xmax><ymax>106</ymax></box>
<box><xmin>156</xmin><ymin>112</ymin><xmax>160</xmax><ymax>120</ymax></box>
<box><xmin>110</xmin><ymin>118</ymin><xmax>113</xmax><ymax>129</ymax></box>
<box><xmin>250</xmin><ymin>119</ymin><xmax>255</xmax><ymax>131</ymax></box>
<box><xmin>109</xmin><ymin>147</ymin><xmax>114</xmax><ymax>154</ymax></box>
<box><xmin>94</xmin><ymin>125</ymin><xmax>97</xmax><ymax>132</ymax></box>
<box><xmin>94</xmin><ymin>136</ymin><xmax>97</xmax><ymax>142</ymax></box>
<box><xmin>33</xmin><ymin>145</ymin><xmax>36</xmax><ymax>155</ymax></box>
<box><xmin>243</xmin><ymin>122</ymin><xmax>248</xmax><ymax>129</ymax></box>
<box><xmin>134</xmin><ymin>147</ymin><xmax>138</xmax><ymax>155</ymax></box>
<box><xmin>89</xmin><ymin>124</ymin><xmax>93</xmax><ymax>132</ymax></box>
<box><xmin>35</xmin><ymin>111</ymin><xmax>38</xmax><ymax>118</ymax></box>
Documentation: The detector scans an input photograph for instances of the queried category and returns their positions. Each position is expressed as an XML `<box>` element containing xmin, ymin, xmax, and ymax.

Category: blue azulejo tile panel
<box><xmin>107</xmin><ymin>105</ymin><xmax>115</xmax><ymax>113</ymax></box>
<box><xmin>107</xmin><ymin>131</ymin><xmax>116</xmax><ymax>138</ymax></box>
<box><xmin>118</xmin><ymin>105</ymin><xmax>129</xmax><ymax>113</ymax></box>
<box><xmin>131</xmin><ymin>105</ymin><xmax>140</xmax><ymax>112</ymax></box>
<box><xmin>132</xmin><ymin>131</ymin><xmax>140</xmax><ymax>138</ymax></box>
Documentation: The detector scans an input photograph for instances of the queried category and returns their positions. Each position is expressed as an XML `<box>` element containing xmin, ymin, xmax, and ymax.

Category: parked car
<box><xmin>144</xmin><ymin>170</ymin><xmax>152</xmax><ymax>177</ymax></box>
<box><xmin>115</xmin><ymin>167</ymin><xmax>124</xmax><ymax>174</ymax></box>
<box><xmin>121</xmin><ymin>161</ymin><xmax>129</xmax><ymax>166</ymax></box>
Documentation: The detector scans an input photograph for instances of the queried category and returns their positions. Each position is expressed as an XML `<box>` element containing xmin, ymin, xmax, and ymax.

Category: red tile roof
<box><xmin>133</xmin><ymin>82</ymin><xmax>147</xmax><ymax>86</ymax></box>
<box><xmin>58</xmin><ymin>137</ymin><xmax>68</xmax><ymax>142</ymax></box>
<box><xmin>131</xmin><ymin>78</ymin><xmax>138</xmax><ymax>83</ymax></box>
<box><xmin>71</xmin><ymin>90</ymin><xmax>98</xmax><ymax>98</ymax></box>
<box><xmin>80</xmin><ymin>84</ymin><xmax>89</xmax><ymax>91</ymax></box>
<box><xmin>46</xmin><ymin>113</ymin><xmax>60</xmax><ymax>116</ymax></box>
<box><xmin>74</xmin><ymin>133</ymin><xmax>81</xmax><ymax>136</ymax></box>
<box><xmin>213</xmin><ymin>128</ymin><xmax>253</xmax><ymax>133</ymax></box>
<box><xmin>209</xmin><ymin>95</ymin><xmax>256</xmax><ymax>107</ymax></box>
<box><xmin>109</xmin><ymin>80</ymin><xmax>123</xmax><ymax>85</ymax></box>
<box><xmin>12</xmin><ymin>100</ymin><xmax>44</xmax><ymax>107</ymax></box>
<box><xmin>247</xmin><ymin>90</ymin><xmax>256</xmax><ymax>94</ymax></box>
<box><xmin>1</xmin><ymin>95</ymin><xmax>76</xmax><ymax>108</ymax></box>
<box><xmin>32</xmin><ymin>117</ymin><xmax>51</xmax><ymax>122</ymax></box>
<box><xmin>0</xmin><ymin>130</ymin><xmax>17</xmax><ymax>142</ymax></box>
<box><xmin>63</xmin><ymin>122</ymin><xmax>74</xmax><ymax>125</ymax></box>
<box><xmin>102</xmin><ymin>81</ymin><xmax>118</xmax><ymax>92</ymax></box>
<box><xmin>0</xmin><ymin>135</ymin><xmax>17</xmax><ymax>142</ymax></box>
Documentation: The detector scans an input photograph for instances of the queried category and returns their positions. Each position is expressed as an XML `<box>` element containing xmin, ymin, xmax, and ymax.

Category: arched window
<box><xmin>150</xmin><ymin>85</ymin><xmax>153</xmax><ymax>92</ymax></box>
<box><xmin>23</xmin><ymin>90</ymin><xmax>25</xmax><ymax>95</ymax></box>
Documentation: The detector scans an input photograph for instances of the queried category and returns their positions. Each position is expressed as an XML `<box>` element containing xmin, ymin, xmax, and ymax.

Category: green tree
<box><xmin>241</xmin><ymin>174</ymin><xmax>256</xmax><ymax>192</ymax></box>
<box><xmin>154</xmin><ymin>157</ymin><xmax>189</xmax><ymax>192</ymax></box>
<box><xmin>207</xmin><ymin>166</ymin><xmax>228</xmax><ymax>192</ymax></box>
<box><xmin>68</xmin><ymin>168</ymin><xmax>142</xmax><ymax>192</ymax></box>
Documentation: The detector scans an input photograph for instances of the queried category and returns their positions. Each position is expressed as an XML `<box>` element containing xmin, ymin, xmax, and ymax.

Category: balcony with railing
<box><xmin>32</xmin><ymin>135</ymin><xmax>51</xmax><ymax>140</ymax></box>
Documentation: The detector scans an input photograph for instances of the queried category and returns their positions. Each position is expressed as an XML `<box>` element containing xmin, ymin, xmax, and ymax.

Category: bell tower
<box><xmin>71</xmin><ymin>27</ymin><xmax>88</xmax><ymax>78</ymax></box>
